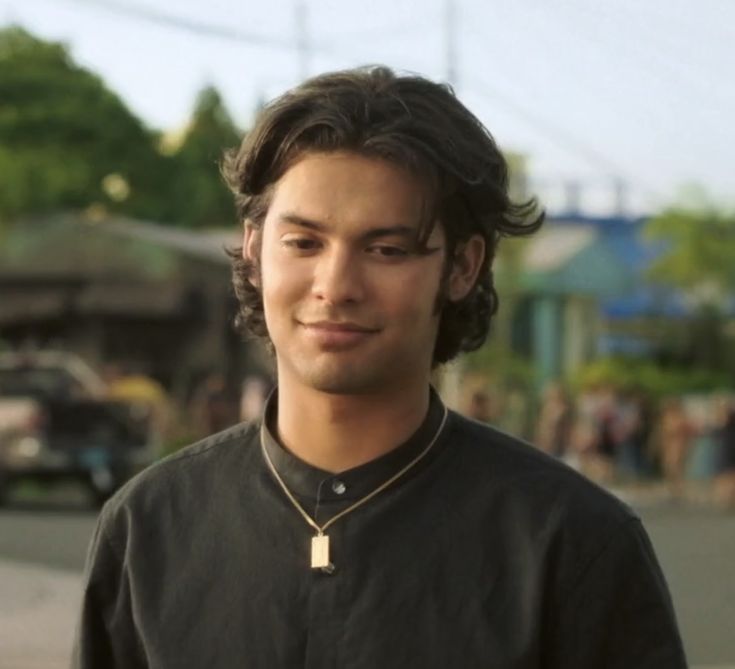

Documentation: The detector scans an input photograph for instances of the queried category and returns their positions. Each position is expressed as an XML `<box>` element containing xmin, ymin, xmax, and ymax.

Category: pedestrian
<box><xmin>464</xmin><ymin>388</ymin><xmax>493</xmax><ymax>423</ymax></box>
<box><xmin>613</xmin><ymin>387</ymin><xmax>654</xmax><ymax>481</ymax></box>
<box><xmin>569</xmin><ymin>384</ymin><xmax>614</xmax><ymax>482</ymax></box>
<box><xmin>656</xmin><ymin>397</ymin><xmax>694</xmax><ymax>500</ymax></box>
<box><xmin>713</xmin><ymin>394</ymin><xmax>735</xmax><ymax>509</ymax></box>
<box><xmin>73</xmin><ymin>66</ymin><xmax>686</xmax><ymax>668</ymax></box>
<box><xmin>534</xmin><ymin>380</ymin><xmax>573</xmax><ymax>458</ymax></box>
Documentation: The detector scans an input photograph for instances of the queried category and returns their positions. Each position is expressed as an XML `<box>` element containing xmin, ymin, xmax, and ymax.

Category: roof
<box><xmin>100</xmin><ymin>217</ymin><xmax>239</xmax><ymax>265</ymax></box>
<box><xmin>0</xmin><ymin>279</ymin><xmax>198</xmax><ymax>324</ymax></box>
<box><xmin>520</xmin><ymin>222</ymin><xmax>633</xmax><ymax>296</ymax></box>
<box><xmin>74</xmin><ymin>282</ymin><xmax>197</xmax><ymax>317</ymax></box>
<box><xmin>523</xmin><ymin>226</ymin><xmax>596</xmax><ymax>272</ymax></box>
<box><xmin>0</xmin><ymin>214</ymin><xmax>238</xmax><ymax>281</ymax></box>
<box><xmin>0</xmin><ymin>289</ymin><xmax>70</xmax><ymax>325</ymax></box>
<box><xmin>543</xmin><ymin>214</ymin><xmax>735</xmax><ymax>318</ymax></box>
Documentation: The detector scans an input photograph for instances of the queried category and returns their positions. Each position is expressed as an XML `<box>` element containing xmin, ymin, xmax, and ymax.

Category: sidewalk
<box><xmin>608</xmin><ymin>480</ymin><xmax>732</xmax><ymax>511</ymax></box>
<box><xmin>607</xmin><ymin>481</ymin><xmax>677</xmax><ymax>507</ymax></box>
<box><xmin>0</xmin><ymin>559</ymin><xmax>82</xmax><ymax>669</ymax></box>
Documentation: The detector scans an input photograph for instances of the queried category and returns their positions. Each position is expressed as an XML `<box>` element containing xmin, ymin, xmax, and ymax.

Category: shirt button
<box><xmin>331</xmin><ymin>479</ymin><xmax>347</xmax><ymax>495</ymax></box>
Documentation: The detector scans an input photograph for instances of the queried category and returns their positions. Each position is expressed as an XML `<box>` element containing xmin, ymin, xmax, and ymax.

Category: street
<box><xmin>1</xmin><ymin>491</ymin><xmax>734</xmax><ymax>668</ymax></box>
<box><xmin>641</xmin><ymin>505</ymin><xmax>735</xmax><ymax>667</ymax></box>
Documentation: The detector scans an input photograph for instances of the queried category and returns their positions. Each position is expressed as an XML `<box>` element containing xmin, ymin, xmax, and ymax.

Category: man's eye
<box><xmin>283</xmin><ymin>238</ymin><xmax>319</xmax><ymax>251</ymax></box>
<box><xmin>368</xmin><ymin>245</ymin><xmax>409</xmax><ymax>258</ymax></box>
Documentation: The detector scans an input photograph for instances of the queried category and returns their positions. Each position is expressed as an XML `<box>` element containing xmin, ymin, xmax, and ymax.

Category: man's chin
<box><xmin>294</xmin><ymin>364</ymin><xmax>386</xmax><ymax>396</ymax></box>
<box><xmin>304</xmin><ymin>374</ymin><xmax>383</xmax><ymax>396</ymax></box>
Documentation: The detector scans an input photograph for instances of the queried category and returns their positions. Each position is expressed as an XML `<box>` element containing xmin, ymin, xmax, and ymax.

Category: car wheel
<box><xmin>0</xmin><ymin>471</ymin><xmax>9</xmax><ymax>507</ymax></box>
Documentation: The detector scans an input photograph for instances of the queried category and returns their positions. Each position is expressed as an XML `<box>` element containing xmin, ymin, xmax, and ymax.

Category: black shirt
<box><xmin>73</xmin><ymin>389</ymin><xmax>687</xmax><ymax>668</ymax></box>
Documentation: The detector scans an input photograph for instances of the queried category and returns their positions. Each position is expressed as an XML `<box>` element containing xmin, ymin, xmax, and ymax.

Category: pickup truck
<box><xmin>0</xmin><ymin>351</ymin><xmax>157</xmax><ymax>505</ymax></box>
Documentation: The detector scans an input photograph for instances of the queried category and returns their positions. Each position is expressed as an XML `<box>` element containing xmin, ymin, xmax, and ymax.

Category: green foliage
<box><xmin>463</xmin><ymin>237</ymin><xmax>536</xmax><ymax>389</ymax></box>
<box><xmin>573</xmin><ymin>357</ymin><xmax>731</xmax><ymax>398</ymax></box>
<box><xmin>464</xmin><ymin>343</ymin><xmax>535</xmax><ymax>388</ymax></box>
<box><xmin>168</xmin><ymin>86</ymin><xmax>241</xmax><ymax>227</ymax></box>
<box><xmin>0</xmin><ymin>27</ymin><xmax>243</xmax><ymax>229</ymax></box>
<box><xmin>504</xmin><ymin>152</ymin><xmax>529</xmax><ymax>203</ymax></box>
<box><xmin>0</xmin><ymin>26</ymin><xmax>176</xmax><ymax>223</ymax></box>
<box><xmin>643</xmin><ymin>191</ymin><xmax>735</xmax><ymax>375</ymax></box>
<box><xmin>644</xmin><ymin>193</ymin><xmax>735</xmax><ymax>305</ymax></box>
<box><xmin>0</xmin><ymin>144</ymin><xmax>91</xmax><ymax>219</ymax></box>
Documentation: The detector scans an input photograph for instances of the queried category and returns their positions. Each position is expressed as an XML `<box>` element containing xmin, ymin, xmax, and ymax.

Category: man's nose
<box><xmin>311</xmin><ymin>248</ymin><xmax>365</xmax><ymax>304</ymax></box>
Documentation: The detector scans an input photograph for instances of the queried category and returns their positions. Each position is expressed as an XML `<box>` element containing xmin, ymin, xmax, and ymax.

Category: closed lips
<box><xmin>301</xmin><ymin>321</ymin><xmax>378</xmax><ymax>333</ymax></box>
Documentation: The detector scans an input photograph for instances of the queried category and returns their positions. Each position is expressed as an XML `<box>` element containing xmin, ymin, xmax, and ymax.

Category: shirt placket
<box><xmin>304</xmin><ymin>522</ymin><xmax>345</xmax><ymax>669</ymax></box>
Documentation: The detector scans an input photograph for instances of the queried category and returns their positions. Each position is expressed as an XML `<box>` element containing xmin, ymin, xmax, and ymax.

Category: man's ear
<box><xmin>447</xmin><ymin>235</ymin><xmax>486</xmax><ymax>302</ymax></box>
<box><xmin>242</xmin><ymin>222</ymin><xmax>261</xmax><ymax>288</ymax></box>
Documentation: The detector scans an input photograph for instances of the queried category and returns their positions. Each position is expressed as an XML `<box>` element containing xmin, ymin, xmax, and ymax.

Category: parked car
<box><xmin>0</xmin><ymin>351</ymin><xmax>158</xmax><ymax>505</ymax></box>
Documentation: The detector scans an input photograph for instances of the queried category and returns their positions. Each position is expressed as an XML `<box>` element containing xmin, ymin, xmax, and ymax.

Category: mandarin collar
<box><xmin>259</xmin><ymin>387</ymin><xmax>449</xmax><ymax>503</ymax></box>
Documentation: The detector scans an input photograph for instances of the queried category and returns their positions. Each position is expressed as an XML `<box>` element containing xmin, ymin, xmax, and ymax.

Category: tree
<box><xmin>168</xmin><ymin>86</ymin><xmax>241</xmax><ymax>228</ymax></box>
<box><xmin>644</xmin><ymin>191</ymin><xmax>735</xmax><ymax>372</ymax></box>
<box><xmin>0</xmin><ymin>26</ymin><xmax>176</xmax><ymax>224</ymax></box>
<box><xmin>645</xmin><ymin>193</ymin><xmax>735</xmax><ymax>302</ymax></box>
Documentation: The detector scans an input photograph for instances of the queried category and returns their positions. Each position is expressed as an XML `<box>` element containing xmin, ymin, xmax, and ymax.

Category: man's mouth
<box><xmin>301</xmin><ymin>321</ymin><xmax>378</xmax><ymax>333</ymax></box>
<box><xmin>299</xmin><ymin>320</ymin><xmax>379</xmax><ymax>348</ymax></box>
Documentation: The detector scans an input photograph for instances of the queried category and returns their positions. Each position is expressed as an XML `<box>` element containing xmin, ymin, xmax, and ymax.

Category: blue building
<box><xmin>514</xmin><ymin>214</ymin><xmax>723</xmax><ymax>386</ymax></box>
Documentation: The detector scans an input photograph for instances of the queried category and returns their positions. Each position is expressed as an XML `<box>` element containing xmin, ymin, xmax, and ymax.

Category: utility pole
<box><xmin>613</xmin><ymin>177</ymin><xmax>627</xmax><ymax>217</ymax></box>
<box><xmin>296</xmin><ymin>0</ymin><xmax>309</xmax><ymax>81</ymax></box>
<box><xmin>439</xmin><ymin>0</ymin><xmax>464</xmax><ymax>411</ymax></box>
<box><xmin>445</xmin><ymin>0</ymin><xmax>458</xmax><ymax>87</ymax></box>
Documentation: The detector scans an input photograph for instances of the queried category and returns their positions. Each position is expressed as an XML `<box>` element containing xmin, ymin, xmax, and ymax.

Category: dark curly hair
<box><xmin>223</xmin><ymin>65</ymin><xmax>543</xmax><ymax>366</ymax></box>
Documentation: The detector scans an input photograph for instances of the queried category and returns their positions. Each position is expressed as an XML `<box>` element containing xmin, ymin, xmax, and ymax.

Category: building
<box><xmin>516</xmin><ymin>213</ymin><xmax>735</xmax><ymax>386</ymax></box>
<box><xmin>0</xmin><ymin>214</ymin><xmax>263</xmax><ymax>406</ymax></box>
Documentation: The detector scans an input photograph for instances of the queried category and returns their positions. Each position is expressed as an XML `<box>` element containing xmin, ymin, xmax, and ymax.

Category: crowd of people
<box><xmin>103</xmin><ymin>361</ymin><xmax>735</xmax><ymax>509</ymax></box>
<box><xmin>467</xmin><ymin>382</ymin><xmax>735</xmax><ymax>507</ymax></box>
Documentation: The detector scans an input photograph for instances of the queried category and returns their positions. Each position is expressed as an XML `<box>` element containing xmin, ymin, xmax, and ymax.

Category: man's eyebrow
<box><xmin>278</xmin><ymin>213</ymin><xmax>420</xmax><ymax>241</ymax></box>
<box><xmin>361</xmin><ymin>225</ymin><xmax>418</xmax><ymax>241</ymax></box>
<box><xmin>278</xmin><ymin>213</ymin><xmax>326</xmax><ymax>231</ymax></box>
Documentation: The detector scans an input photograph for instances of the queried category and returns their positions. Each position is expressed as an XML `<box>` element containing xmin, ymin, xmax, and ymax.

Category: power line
<box><xmin>37</xmin><ymin>0</ymin><xmax>302</xmax><ymax>51</ymax></box>
<box><xmin>444</xmin><ymin>0</ymin><xmax>458</xmax><ymax>87</ymax></box>
<box><xmin>459</xmin><ymin>11</ymin><xmax>669</xmax><ymax>203</ymax></box>
<box><xmin>544</xmin><ymin>1</ymin><xmax>735</xmax><ymax>115</ymax></box>
<box><xmin>466</xmin><ymin>73</ymin><xmax>662</xmax><ymax>201</ymax></box>
<box><xmin>586</xmin><ymin>0</ymin><xmax>735</xmax><ymax>57</ymax></box>
<box><xmin>318</xmin><ymin>18</ymin><xmax>434</xmax><ymax>49</ymax></box>
<box><xmin>22</xmin><ymin>0</ymin><xmax>667</xmax><ymax>206</ymax></box>
<box><xmin>295</xmin><ymin>0</ymin><xmax>309</xmax><ymax>80</ymax></box>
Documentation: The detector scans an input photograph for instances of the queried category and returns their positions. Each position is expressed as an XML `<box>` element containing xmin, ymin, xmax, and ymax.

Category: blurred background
<box><xmin>0</xmin><ymin>1</ymin><xmax>733</xmax><ymax>667</ymax></box>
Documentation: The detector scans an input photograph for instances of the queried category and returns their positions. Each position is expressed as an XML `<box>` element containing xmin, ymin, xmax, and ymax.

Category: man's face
<box><xmin>245</xmin><ymin>151</ymin><xmax>462</xmax><ymax>396</ymax></box>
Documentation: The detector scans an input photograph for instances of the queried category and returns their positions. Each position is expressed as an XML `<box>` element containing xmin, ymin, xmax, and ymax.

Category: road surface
<box><xmin>1</xmin><ymin>489</ymin><xmax>734</xmax><ymax>668</ymax></box>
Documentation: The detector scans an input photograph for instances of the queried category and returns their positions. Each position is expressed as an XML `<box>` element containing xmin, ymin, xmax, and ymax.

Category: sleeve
<box><xmin>546</xmin><ymin>517</ymin><xmax>688</xmax><ymax>669</ymax></box>
<box><xmin>71</xmin><ymin>512</ymin><xmax>148</xmax><ymax>669</ymax></box>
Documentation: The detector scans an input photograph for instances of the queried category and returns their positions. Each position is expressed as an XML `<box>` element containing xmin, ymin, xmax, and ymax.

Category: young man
<box><xmin>74</xmin><ymin>67</ymin><xmax>687</xmax><ymax>668</ymax></box>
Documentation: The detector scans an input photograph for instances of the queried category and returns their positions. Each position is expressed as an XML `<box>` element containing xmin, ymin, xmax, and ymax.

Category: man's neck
<box><xmin>275</xmin><ymin>380</ymin><xmax>432</xmax><ymax>473</ymax></box>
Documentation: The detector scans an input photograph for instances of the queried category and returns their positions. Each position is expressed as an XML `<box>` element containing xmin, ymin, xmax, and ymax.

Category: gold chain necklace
<box><xmin>260</xmin><ymin>406</ymin><xmax>448</xmax><ymax>571</ymax></box>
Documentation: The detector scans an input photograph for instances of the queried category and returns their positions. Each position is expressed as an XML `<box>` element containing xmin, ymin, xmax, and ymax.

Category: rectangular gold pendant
<box><xmin>311</xmin><ymin>534</ymin><xmax>330</xmax><ymax>569</ymax></box>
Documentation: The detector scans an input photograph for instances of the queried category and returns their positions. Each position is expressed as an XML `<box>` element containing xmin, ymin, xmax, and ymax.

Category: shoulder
<box><xmin>444</xmin><ymin>409</ymin><xmax>637</xmax><ymax>525</ymax></box>
<box><xmin>444</xmin><ymin>411</ymin><xmax>649</xmax><ymax>591</ymax></box>
<box><xmin>98</xmin><ymin>421</ymin><xmax>261</xmax><ymax>538</ymax></box>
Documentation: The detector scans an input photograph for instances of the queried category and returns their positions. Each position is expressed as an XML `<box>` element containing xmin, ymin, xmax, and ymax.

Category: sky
<box><xmin>1</xmin><ymin>0</ymin><xmax>734</xmax><ymax>216</ymax></box>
